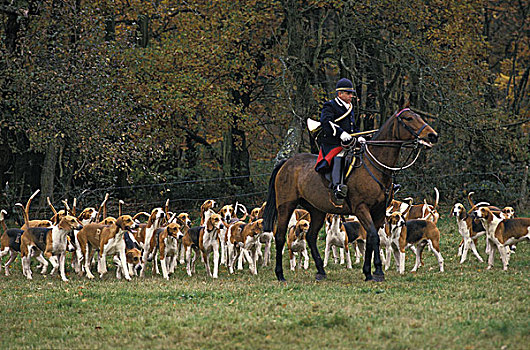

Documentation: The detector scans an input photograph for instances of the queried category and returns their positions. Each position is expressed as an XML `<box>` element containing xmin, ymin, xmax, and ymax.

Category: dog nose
<box><xmin>428</xmin><ymin>133</ymin><xmax>438</xmax><ymax>144</ymax></box>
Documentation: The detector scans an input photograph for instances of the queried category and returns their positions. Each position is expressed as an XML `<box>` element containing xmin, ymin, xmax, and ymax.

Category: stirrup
<box><xmin>334</xmin><ymin>184</ymin><xmax>348</xmax><ymax>199</ymax></box>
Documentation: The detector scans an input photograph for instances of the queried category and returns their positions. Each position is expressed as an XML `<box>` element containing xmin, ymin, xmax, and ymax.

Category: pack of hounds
<box><xmin>0</xmin><ymin>188</ymin><xmax>528</xmax><ymax>281</ymax></box>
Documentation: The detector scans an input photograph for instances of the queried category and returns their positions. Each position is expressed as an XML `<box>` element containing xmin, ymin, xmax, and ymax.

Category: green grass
<box><xmin>1</xmin><ymin>215</ymin><xmax>529</xmax><ymax>349</ymax></box>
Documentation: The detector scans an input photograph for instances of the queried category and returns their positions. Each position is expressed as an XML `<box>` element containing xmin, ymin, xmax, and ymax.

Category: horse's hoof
<box><xmin>373</xmin><ymin>274</ymin><xmax>385</xmax><ymax>282</ymax></box>
<box><xmin>315</xmin><ymin>273</ymin><xmax>327</xmax><ymax>281</ymax></box>
<box><xmin>364</xmin><ymin>275</ymin><xmax>373</xmax><ymax>282</ymax></box>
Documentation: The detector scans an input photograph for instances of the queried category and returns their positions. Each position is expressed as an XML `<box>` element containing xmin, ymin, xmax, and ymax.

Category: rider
<box><xmin>315</xmin><ymin>78</ymin><xmax>359</xmax><ymax>204</ymax></box>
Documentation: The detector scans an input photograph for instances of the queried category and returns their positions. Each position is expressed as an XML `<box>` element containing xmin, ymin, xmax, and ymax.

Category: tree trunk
<box><xmin>39</xmin><ymin>142</ymin><xmax>57</xmax><ymax>208</ymax></box>
<box><xmin>138</xmin><ymin>15</ymin><xmax>149</xmax><ymax>48</ymax></box>
<box><xmin>223</xmin><ymin>126</ymin><xmax>251</xmax><ymax>190</ymax></box>
<box><xmin>274</xmin><ymin>1</ymin><xmax>323</xmax><ymax>165</ymax></box>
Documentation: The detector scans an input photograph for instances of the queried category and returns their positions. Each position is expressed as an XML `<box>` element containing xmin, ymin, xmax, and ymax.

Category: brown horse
<box><xmin>263</xmin><ymin>107</ymin><xmax>439</xmax><ymax>282</ymax></box>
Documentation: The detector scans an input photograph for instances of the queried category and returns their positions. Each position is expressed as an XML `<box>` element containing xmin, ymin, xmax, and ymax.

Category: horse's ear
<box><xmin>398</xmin><ymin>95</ymin><xmax>410</xmax><ymax>110</ymax></box>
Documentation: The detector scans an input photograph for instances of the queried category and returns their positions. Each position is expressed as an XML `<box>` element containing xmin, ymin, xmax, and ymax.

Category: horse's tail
<box><xmin>263</xmin><ymin>159</ymin><xmax>287</xmax><ymax>232</ymax></box>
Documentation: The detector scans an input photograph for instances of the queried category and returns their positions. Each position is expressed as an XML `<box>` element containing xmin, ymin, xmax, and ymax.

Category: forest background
<box><xmin>0</xmin><ymin>0</ymin><xmax>528</xmax><ymax>219</ymax></box>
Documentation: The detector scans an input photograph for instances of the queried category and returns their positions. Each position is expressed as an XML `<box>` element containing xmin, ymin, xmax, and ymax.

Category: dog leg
<box><xmin>385</xmin><ymin>242</ymin><xmax>394</xmax><ymax>270</ymax></box>
<box><xmin>185</xmin><ymin>247</ymin><xmax>193</xmax><ymax>276</ymax></box>
<box><xmin>344</xmin><ymin>243</ymin><xmax>352</xmax><ymax>269</ymax></box>
<box><xmin>58</xmin><ymin>252</ymin><xmax>68</xmax><ymax>282</ymax></box>
<box><xmin>113</xmin><ymin>256</ymin><xmax>122</xmax><ymax>279</ymax></box>
<box><xmin>23</xmin><ymin>250</ymin><xmax>33</xmax><ymax>280</ymax></box>
<box><xmin>35</xmin><ymin>253</ymin><xmax>49</xmax><ymax>275</ymax></box>
<box><xmin>98</xmin><ymin>252</ymin><xmax>108</xmax><ymax>278</ymax></box>
<box><xmin>470</xmin><ymin>239</ymin><xmax>484</xmax><ymax>262</ymax></box>
<box><xmin>262</xmin><ymin>233</ymin><xmax>272</xmax><ymax>267</ymax></box>
<box><xmin>191</xmin><ymin>250</ymin><xmax>197</xmax><ymax>274</ymax></box>
<box><xmin>119</xmin><ymin>250</ymin><xmax>131</xmax><ymax>281</ymax></box>
<box><xmin>0</xmin><ymin>247</ymin><xmax>9</xmax><ymax>273</ymax></box>
<box><xmin>179</xmin><ymin>242</ymin><xmax>186</xmax><ymax>265</ymax></box>
<box><xmin>3</xmin><ymin>250</ymin><xmax>17</xmax><ymax>276</ymax></box>
<box><xmin>378</xmin><ymin>248</ymin><xmax>386</xmax><ymax>267</ymax></box>
<box><xmin>331</xmin><ymin>245</ymin><xmax>339</xmax><ymax>264</ymax></box>
<box><xmin>398</xmin><ymin>246</ymin><xmax>406</xmax><ymax>274</ymax></box>
<box><xmin>302</xmin><ymin>248</ymin><xmax>310</xmax><ymax>270</ymax></box>
<box><xmin>289</xmin><ymin>249</ymin><xmax>296</xmax><ymax>271</ymax></box>
<box><xmin>212</xmin><ymin>244</ymin><xmax>220</xmax><ymax>279</ymax></box>
<box><xmin>357</xmin><ymin>243</ymin><xmax>364</xmax><ymax>265</ymax></box>
<box><xmin>74</xmin><ymin>247</ymin><xmax>84</xmax><ymax>274</ymax></box>
<box><xmin>237</xmin><ymin>248</ymin><xmax>244</xmax><ymax>270</ymax></box>
<box><xmin>219</xmin><ymin>237</ymin><xmax>227</xmax><ymax>266</ymax></box>
<box><xmin>486</xmin><ymin>237</ymin><xmax>495</xmax><ymax>269</ymax></box>
<box><xmin>429</xmin><ymin>239</ymin><xmax>444</xmax><ymax>272</ymax></box>
<box><xmin>160</xmin><ymin>256</ymin><xmax>169</xmax><ymax>280</ymax></box>
<box><xmin>227</xmin><ymin>243</ymin><xmax>235</xmax><ymax>274</ymax></box>
<box><xmin>49</xmin><ymin>255</ymin><xmax>59</xmax><ymax>276</ymax></box>
<box><xmin>85</xmin><ymin>248</ymin><xmax>95</xmax><ymax>279</ymax></box>
<box><xmin>411</xmin><ymin>243</ymin><xmax>426</xmax><ymax>272</ymax></box>
<box><xmin>323</xmin><ymin>241</ymin><xmax>330</xmax><ymax>267</ymax></box>
<box><xmin>202</xmin><ymin>252</ymin><xmax>212</xmax><ymax>277</ymax></box>
<box><xmin>252</xmin><ymin>247</ymin><xmax>260</xmax><ymax>275</ymax></box>
<box><xmin>24</xmin><ymin>256</ymin><xmax>33</xmax><ymax>279</ymax></box>
<box><xmin>339</xmin><ymin>247</ymin><xmax>345</xmax><ymax>265</ymax></box>
<box><xmin>169</xmin><ymin>256</ymin><xmax>176</xmax><ymax>274</ymax></box>
<box><xmin>460</xmin><ymin>237</ymin><xmax>471</xmax><ymax>264</ymax></box>
<box><xmin>242</xmin><ymin>248</ymin><xmax>255</xmax><ymax>275</ymax></box>
<box><xmin>485</xmin><ymin>237</ymin><xmax>491</xmax><ymax>255</ymax></box>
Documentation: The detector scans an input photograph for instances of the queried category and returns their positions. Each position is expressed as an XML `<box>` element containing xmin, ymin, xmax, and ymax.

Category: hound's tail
<box><xmin>15</xmin><ymin>202</ymin><xmax>30</xmax><ymax>228</ymax></box>
<box><xmin>263</xmin><ymin>159</ymin><xmax>287</xmax><ymax>232</ymax></box>
<box><xmin>25</xmin><ymin>189</ymin><xmax>40</xmax><ymax>220</ymax></box>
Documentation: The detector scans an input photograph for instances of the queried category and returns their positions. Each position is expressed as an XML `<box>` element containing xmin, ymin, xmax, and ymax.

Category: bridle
<box><xmin>344</xmin><ymin>108</ymin><xmax>433</xmax><ymax>204</ymax></box>
<box><xmin>361</xmin><ymin>108</ymin><xmax>432</xmax><ymax>171</ymax></box>
<box><xmin>395</xmin><ymin>108</ymin><xmax>430</xmax><ymax>140</ymax></box>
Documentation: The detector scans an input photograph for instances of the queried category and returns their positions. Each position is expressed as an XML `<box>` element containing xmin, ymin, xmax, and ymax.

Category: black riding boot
<box><xmin>331</xmin><ymin>157</ymin><xmax>348</xmax><ymax>203</ymax></box>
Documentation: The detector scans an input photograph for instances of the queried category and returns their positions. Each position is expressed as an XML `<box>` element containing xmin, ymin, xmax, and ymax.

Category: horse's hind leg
<box><xmin>305</xmin><ymin>210</ymin><xmax>327</xmax><ymax>280</ymax></box>
<box><xmin>274</xmin><ymin>202</ymin><xmax>297</xmax><ymax>282</ymax></box>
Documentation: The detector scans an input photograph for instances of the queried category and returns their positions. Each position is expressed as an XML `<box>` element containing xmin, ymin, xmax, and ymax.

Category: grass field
<box><xmin>0</xmin><ymin>213</ymin><xmax>529</xmax><ymax>349</ymax></box>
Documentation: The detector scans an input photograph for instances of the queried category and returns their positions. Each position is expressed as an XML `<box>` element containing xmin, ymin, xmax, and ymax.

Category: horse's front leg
<box><xmin>356</xmin><ymin>205</ymin><xmax>384</xmax><ymax>282</ymax></box>
<box><xmin>305</xmin><ymin>210</ymin><xmax>327</xmax><ymax>281</ymax></box>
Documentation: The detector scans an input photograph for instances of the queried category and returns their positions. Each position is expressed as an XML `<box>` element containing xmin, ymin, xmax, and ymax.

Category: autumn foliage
<box><xmin>0</xmin><ymin>0</ymin><xmax>527</xmax><ymax>214</ymax></box>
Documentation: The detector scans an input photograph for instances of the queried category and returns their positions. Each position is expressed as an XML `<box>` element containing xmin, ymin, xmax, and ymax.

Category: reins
<box><xmin>344</xmin><ymin>108</ymin><xmax>431</xmax><ymax>203</ymax></box>
<box><xmin>359</xmin><ymin>108</ymin><xmax>428</xmax><ymax>172</ymax></box>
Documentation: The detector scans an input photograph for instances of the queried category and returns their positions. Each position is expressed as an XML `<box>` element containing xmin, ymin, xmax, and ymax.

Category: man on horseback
<box><xmin>315</xmin><ymin>78</ymin><xmax>360</xmax><ymax>205</ymax></box>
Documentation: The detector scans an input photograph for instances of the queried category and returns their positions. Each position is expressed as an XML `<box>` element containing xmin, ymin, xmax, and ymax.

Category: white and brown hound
<box><xmin>386</xmin><ymin>210</ymin><xmax>444</xmax><ymax>274</ymax></box>
<box><xmin>226</xmin><ymin>219</ymin><xmax>264</xmax><ymax>275</ymax></box>
<box><xmin>474</xmin><ymin>207</ymin><xmax>530</xmax><ymax>270</ymax></box>
<box><xmin>286</xmin><ymin>219</ymin><xmax>310</xmax><ymax>271</ymax></box>
<box><xmin>181</xmin><ymin>213</ymin><xmax>224</xmax><ymax>278</ymax></box>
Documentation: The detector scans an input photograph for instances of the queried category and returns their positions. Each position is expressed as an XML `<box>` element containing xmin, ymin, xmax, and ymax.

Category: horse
<box><xmin>263</xmin><ymin>107</ymin><xmax>439</xmax><ymax>282</ymax></box>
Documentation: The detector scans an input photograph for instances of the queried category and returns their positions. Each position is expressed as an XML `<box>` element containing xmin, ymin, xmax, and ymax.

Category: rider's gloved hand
<box><xmin>340</xmin><ymin>132</ymin><xmax>352</xmax><ymax>143</ymax></box>
<box><xmin>357</xmin><ymin>136</ymin><xmax>366</xmax><ymax>143</ymax></box>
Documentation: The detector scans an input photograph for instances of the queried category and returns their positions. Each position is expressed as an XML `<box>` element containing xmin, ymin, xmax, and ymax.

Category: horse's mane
<box><xmin>371</xmin><ymin>110</ymin><xmax>398</xmax><ymax>140</ymax></box>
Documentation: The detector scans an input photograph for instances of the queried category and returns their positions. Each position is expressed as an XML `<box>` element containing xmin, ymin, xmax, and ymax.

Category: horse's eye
<box><xmin>402</xmin><ymin>116</ymin><xmax>413</xmax><ymax>121</ymax></box>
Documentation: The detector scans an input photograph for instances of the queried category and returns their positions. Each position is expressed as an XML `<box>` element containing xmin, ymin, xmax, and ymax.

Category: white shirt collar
<box><xmin>335</xmin><ymin>97</ymin><xmax>351</xmax><ymax>111</ymax></box>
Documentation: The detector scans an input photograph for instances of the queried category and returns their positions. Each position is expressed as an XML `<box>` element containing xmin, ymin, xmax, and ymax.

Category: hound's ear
<box><xmin>176</xmin><ymin>217</ymin><xmax>185</xmax><ymax>226</ymax></box>
<box><xmin>491</xmin><ymin>211</ymin><xmax>503</xmax><ymax>220</ymax></box>
<box><xmin>206</xmin><ymin>218</ymin><xmax>213</xmax><ymax>231</ymax></box>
